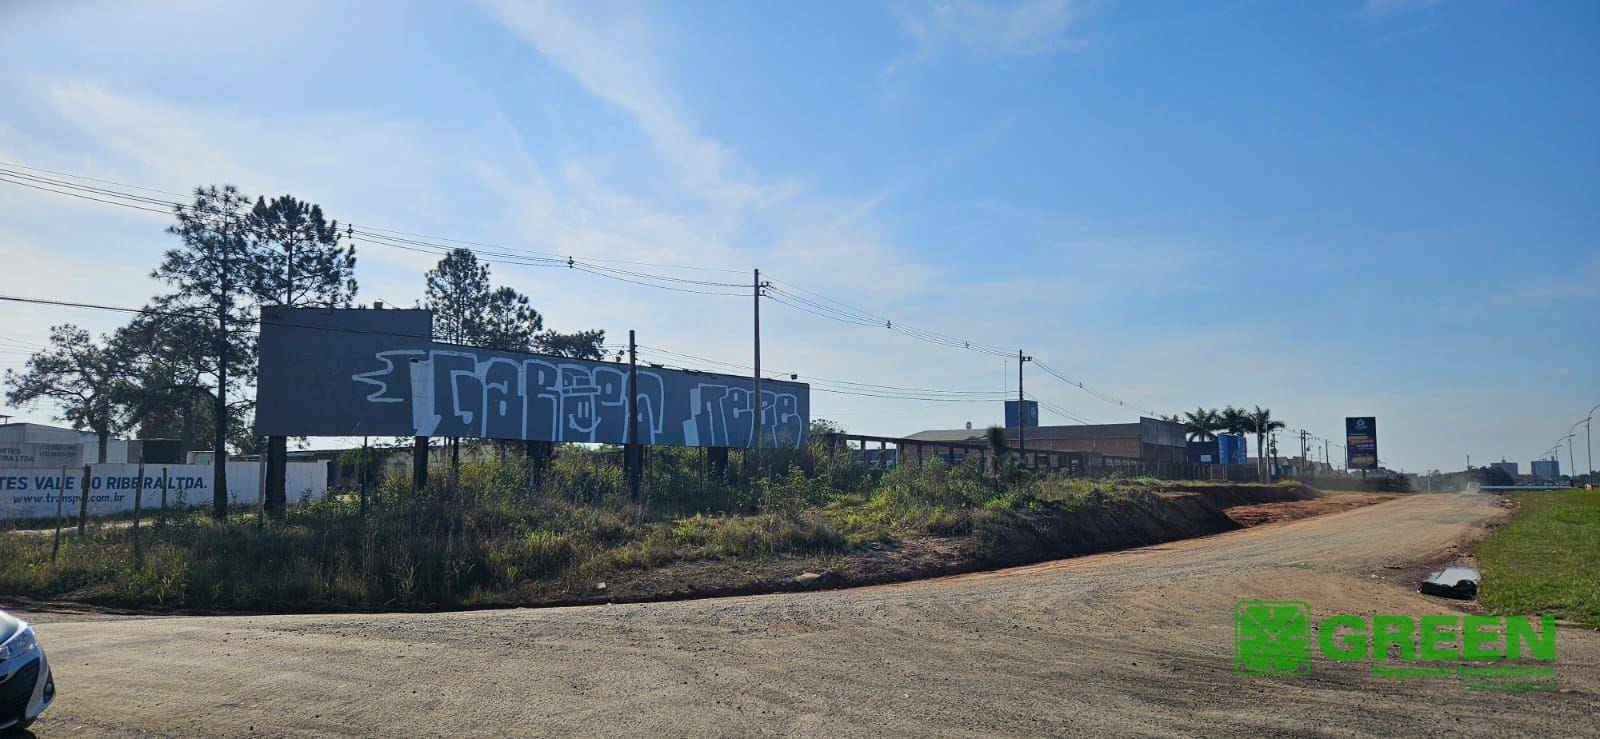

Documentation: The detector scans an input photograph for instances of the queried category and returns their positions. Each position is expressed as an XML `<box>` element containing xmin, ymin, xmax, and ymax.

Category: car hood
<box><xmin>0</xmin><ymin>610</ymin><xmax>21</xmax><ymax>645</ymax></box>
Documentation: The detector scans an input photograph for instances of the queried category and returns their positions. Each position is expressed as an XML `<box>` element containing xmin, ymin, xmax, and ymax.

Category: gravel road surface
<box><xmin>13</xmin><ymin>492</ymin><xmax>1598</xmax><ymax>737</ymax></box>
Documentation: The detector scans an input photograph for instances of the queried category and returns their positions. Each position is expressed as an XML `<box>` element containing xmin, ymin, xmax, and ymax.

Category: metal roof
<box><xmin>907</xmin><ymin>422</ymin><xmax>1146</xmax><ymax>443</ymax></box>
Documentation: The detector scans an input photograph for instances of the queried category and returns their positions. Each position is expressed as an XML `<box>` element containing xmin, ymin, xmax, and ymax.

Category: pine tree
<box><xmin>153</xmin><ymin>185</ymin><xmax>265</xmax><ymax>520</ymax></box>
<box><xmin>424</xmin><ymin>249</ymin><xmax>492</xmax><ymax>344</ymax></box>
<box><xmin>249</xmin><ymin>195</ymin><xmax>357</xmax><ymax>307</ymax></box>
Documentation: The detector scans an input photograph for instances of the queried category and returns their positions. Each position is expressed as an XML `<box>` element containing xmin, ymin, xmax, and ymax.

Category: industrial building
<box><xmin>1490</xmin><ymin>460</ymin><xmax>1519</xmax><ymax>477</ymax></box>
<box><xmin>1530</xmin><ymin>458</ymin><xmax>1561</xmax><ymax>482</ymax></box>
<box><xmin>0</xmin><ymin>422</ymin><xmax>143</xmax><ymax>465</ymax></box>
<box><xmin>906</xmin><ymin>417</ymin><xmax>1187</xmax><ymax>465</ymax></box>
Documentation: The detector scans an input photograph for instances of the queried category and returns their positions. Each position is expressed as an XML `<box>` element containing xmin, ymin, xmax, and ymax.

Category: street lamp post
<box><xmin>1585</xmin><ymin>402</ymin><xmax>1599</xmax><ymax>482</ymax></box>
<box><xmin>1558</xmin><ymin>433</ymin><xmax>1576</xmax><ymax>486</ymax></box>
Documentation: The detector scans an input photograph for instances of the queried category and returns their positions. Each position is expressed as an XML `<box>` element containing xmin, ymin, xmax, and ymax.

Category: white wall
<box><xmin>0</xmin><ymin>462</ymin><xmax>329</xmax><ymax>521</ymax></box>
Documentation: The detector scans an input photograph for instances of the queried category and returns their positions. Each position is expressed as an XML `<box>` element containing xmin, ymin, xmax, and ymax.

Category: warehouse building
<box><xmin>0</xmin><ymin>421</ymin><xmax>143</xmax><ymax>465</ymax></box>
<box><xmin>905</xmin><ymin>417</ymin><xmax>1187</xmax><ymax>465</ymax></box>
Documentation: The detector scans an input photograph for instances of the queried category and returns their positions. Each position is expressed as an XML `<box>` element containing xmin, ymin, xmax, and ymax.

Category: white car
<box><xmin>0</xmin><ymin>611</ymin><xmax>53</xmax><ymax>733</ymax></box>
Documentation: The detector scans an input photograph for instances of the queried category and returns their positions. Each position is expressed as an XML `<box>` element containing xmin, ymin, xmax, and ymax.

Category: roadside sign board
<box><xmin>1345</xmin><ymin>417</ymin><xmax>1378</xmax><ymax>470</ymax></box>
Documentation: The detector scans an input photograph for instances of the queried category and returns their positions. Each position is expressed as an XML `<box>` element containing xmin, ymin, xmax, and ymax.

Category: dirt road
<box><xmin>14</xmin><ymin>492</ymin><xmax>1599</xmax><ymax>737</ymax></box>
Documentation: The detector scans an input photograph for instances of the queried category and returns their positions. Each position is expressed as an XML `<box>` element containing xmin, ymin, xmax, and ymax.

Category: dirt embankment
<box><xmin>976</xmin><ymin>483</ymin><xmax>1322</xmax><ymax>566</ymax></box>
<box><xmin>1224</xmin><ymin>492</ymin><xmax>1398</xmax><ymax>527</ymax></box>
<box><xmin>587</xmin><ymin>484</ymin><xmax>1340</xmax><ymax>608</ymax></box>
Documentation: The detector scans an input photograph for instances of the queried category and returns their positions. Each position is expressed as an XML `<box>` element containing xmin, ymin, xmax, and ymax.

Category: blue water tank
<box><xmin>1217</xmin><ymin>434</ymin><xmax>1247</xmax><ymax>465</ymax></box>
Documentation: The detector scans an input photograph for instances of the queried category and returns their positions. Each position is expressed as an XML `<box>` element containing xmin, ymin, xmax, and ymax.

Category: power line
<box><xmin>0</xmin><ymin>292</ymin><xmax>1012</xmax><ymax>406</ymax></box>
<box><xmin>0</xmin><ymin>168</ymin><xmax>751</xmax><ymax>298</ymax></box>
<box><xmin>1</xmin><ymin>160</ymin><xmax>1166</xmax><ymax>419</ymax></box>
<box><xmin>636</xmin><ymin>344</ymin><xmax>995</xmax><ymax>393</ymax></box>
<box><xmin>0</xmin><ymin>164</ymin><xmax>751</xmax><ymax>291</ymax></box>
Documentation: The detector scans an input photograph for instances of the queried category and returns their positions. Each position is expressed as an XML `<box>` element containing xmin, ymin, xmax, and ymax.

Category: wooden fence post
<box><xmin>76</xmin><ymin>463</ymin><xmax>91</xmax><ymax>537</ymax></box>
<box><xmin>50</xmin><ymin>466</ymin><xmax>66</xmax><ymax>565</ymax></box>
<box><xmin>132</xmin><ymin>460</ymin><xmax>145</xmax><ymax>566</ymax></box>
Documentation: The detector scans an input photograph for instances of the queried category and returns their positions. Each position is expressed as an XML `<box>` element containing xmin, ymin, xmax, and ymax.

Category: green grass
<box><xmin>0</xmin><ymin>451</ymin><xmax>1038</xmax><ymax>610</ymax></box>
<box><xmin>1477</xmin><ymin>488</ymin><xmax>1600</xmax><ymax>627</ymax></box>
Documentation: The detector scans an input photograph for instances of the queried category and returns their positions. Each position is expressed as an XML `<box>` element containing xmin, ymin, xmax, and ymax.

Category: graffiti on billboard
<box><xmin>347</xmin><ymin>349</ymin><xmax>806</xmax><ymax>447</ymax></box>
<box><xmin>256</xmin><ymin>307</ymin><xmax>809</xmax><ymax>447</ymax></box>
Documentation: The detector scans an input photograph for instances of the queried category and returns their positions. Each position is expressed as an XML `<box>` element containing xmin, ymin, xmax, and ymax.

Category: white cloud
<box><xmin>1362</xmin><ymin>0</ymin><xmax>1441</xmax><ymax>15</ymax></box>
<box><xmin>476</xmin><ymin>0</ymin><xmax>785</xmax><ymax>215</ymax></box>
<box><xmin>886</xmin><ymin>0</ymin><xmax>1085</xmax><ymax>76</ymax></box>
<box><xmin>472</xmin><ymin>1</ymin><xmax>966</xmax><ymax>304</ymax></box>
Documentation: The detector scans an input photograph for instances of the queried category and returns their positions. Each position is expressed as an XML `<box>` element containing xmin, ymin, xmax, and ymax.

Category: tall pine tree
<box><xmin>422</xmin><ymin>248</ymin><xmax>605</xmax><ymax>357</ymax></box>
<box><xmin>249</xmin><ymin>195</ymin><xmax>357</xmax><ymax>307</ymax></box>
<box><xmin>153</xmin><ymin>185</ymin><xmax>264</xmax><ymax>519</ymax></box>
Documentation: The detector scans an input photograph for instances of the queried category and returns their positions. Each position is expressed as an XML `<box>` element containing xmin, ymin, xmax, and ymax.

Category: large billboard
<box><xmin>255</xmin><ymin>308</ymin><xmax>809</xmax><ymax>448</ymax></box>
<box><xmin>1345</xmin><ymin>416</ymin><xmax>1378</xmax><ymax>470</ymax></box>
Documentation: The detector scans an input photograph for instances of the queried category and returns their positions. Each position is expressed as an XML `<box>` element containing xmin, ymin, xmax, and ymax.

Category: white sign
<box><xmin>0</xmin><ymin>462</ymin><xmax>328</xmax><ymax>521</ymax></box>
<box><xmin>0</xmin><ymin>443</ymin><xmax>80</xmax><ymax>468</ymax></box>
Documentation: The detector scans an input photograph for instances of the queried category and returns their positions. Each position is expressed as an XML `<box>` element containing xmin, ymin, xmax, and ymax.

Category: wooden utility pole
<box><xmin>1016</xmin><ymin>349</ymin><xmax>1031</xmax><ymax>469</ymax></box>
<box><xmin>1300</xmin><ymin>430</ymin><xmax>1309</xmax><ymax>476</ymax></box>
<box><xmin>1011</xmin><ymin>348</ymin><xmax>1024</xmax><ymax>463</ymax></box>
<box><xmin>752</xmin><ymin>268</ymin><xmax>763</xmax><ymax>479</ymax></box>
<box><xmin>627</xmin><ymin>329</ymin><xmax>641</xmax><ymax>500</ymax></box>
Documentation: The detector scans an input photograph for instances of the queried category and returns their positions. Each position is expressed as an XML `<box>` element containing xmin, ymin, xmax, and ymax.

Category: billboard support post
<box><xmin>265</xmin><ymin>435</ymin><xmax>287</xmax><ymax>518</ymax></box>
<box><xmin>412</xmin><ymin>436</ymin><xmax>429</xmax><ymax>491</ymax></box>
<box><xmin>359</xmin><ymin>436</ymin><xmax>369</xmax><ymax>519</ymax></box>
<box><xmin>627</xmin><ymin>329</ymin><xmax>641</xmax><ymax>501</ymax></box>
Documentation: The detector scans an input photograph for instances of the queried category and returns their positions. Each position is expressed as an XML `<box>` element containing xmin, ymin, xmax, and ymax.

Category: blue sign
<box><xmin>1005</xmin><ymin>400</ymin><xmax>1039</xmax><ymax>428</ymax></box>
<box><xmin>1345</xmin><ymin>417</ymin><xmax>1378</xmax><ymax>470</ymax></box>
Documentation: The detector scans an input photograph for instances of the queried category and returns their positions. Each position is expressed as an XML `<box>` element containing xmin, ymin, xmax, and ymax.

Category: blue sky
<box><xmin>0</xmin><ymin>0</ymin><xmax>1595</xmax><ymax>473</ymax></box>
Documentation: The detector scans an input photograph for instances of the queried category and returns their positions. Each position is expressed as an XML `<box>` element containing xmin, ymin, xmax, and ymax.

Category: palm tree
<box><xmin>1218</xmin><ymin>405</ymin><xmax>1250</xmax><ymax>438</ymax></box>
<box><xmin>984</xmin><ymin>425</ymin><xmax>1008</xmax><ymax>473</ymax></box>
<box><xmin>1182</xmin><ymin>407</ymin><xmax>1221</xmax><ymax>442</ymax></box>
<box><xmin>1246</xmin><ymin>406</ymin><xmax>1285</xmax><ymax>482</ymax></box>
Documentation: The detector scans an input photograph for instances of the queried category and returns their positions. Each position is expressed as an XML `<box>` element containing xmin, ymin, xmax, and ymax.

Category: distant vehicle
<box><xmin>0</xmin><ymin>610</ymin><xmax>54</xmax><ymax>732</ymax></box>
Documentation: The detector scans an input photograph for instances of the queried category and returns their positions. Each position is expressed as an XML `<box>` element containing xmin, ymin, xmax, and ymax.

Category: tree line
<box><xmin>4</xmin><ymin>185</ymin><xmax>603</xmax><ymax>519</ymax></box>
